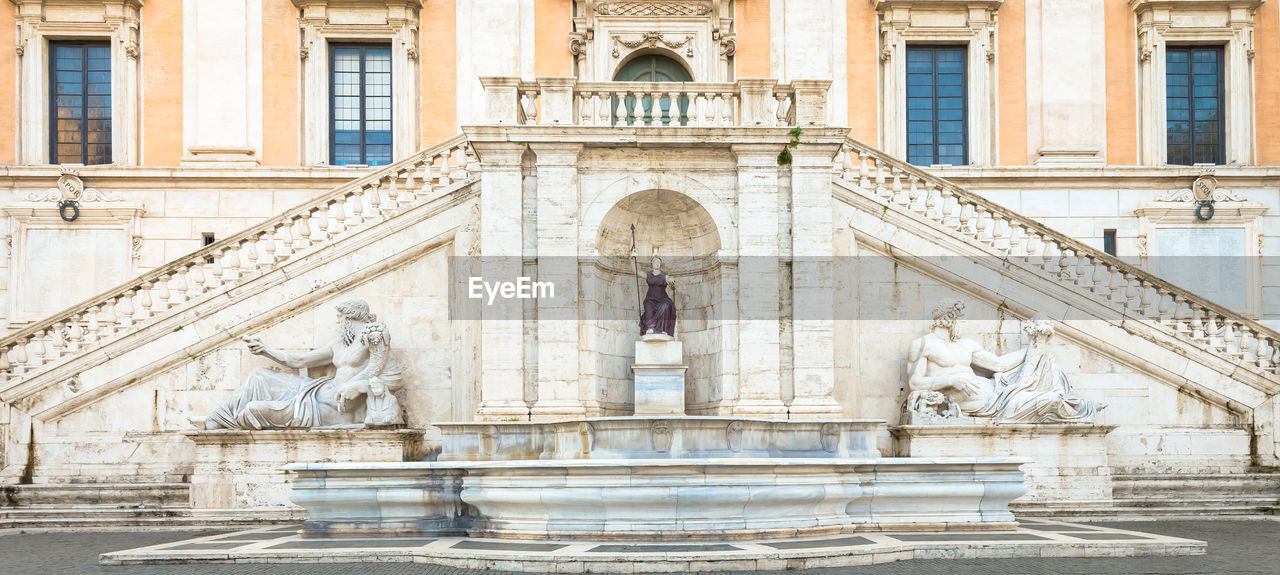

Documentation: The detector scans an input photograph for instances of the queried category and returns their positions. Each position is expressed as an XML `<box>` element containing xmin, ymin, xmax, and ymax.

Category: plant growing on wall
<box><xmin>777</xmin><ymin>127</ymin><xmax>803</xmax><ymax>165</ymax></box>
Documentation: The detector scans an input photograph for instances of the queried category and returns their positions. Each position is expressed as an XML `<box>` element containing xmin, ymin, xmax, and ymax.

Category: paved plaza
<box><xmin>0</xmin><ymin>519</ymin><xmax>1275</xmax><ymax>574</ymax></box>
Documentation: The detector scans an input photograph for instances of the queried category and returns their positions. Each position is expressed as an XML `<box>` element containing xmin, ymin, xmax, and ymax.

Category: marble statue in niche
<box><xmin>638</xmin><ymin>250</ymin><xmax>677</xmax><ymax>338</ymax></box>
<box><xmin>906</xmin><ymin>299</ymin><xmax>1103</xmax><ymax>424</ymax></box>
<box><xmin>201</xmin><ymin>299</ymin><xmax>406</xmax><ymax>429</ymax></box>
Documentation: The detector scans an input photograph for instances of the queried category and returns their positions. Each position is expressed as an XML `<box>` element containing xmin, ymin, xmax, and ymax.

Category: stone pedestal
<box><xmin>184</xmin><ymin>428</ymin><xmax>425</xmax><ymax>517</ymax></box>
<box><xmin>631</xmin><ymin>337</ymin><xmax>687</xmax><ymax>416</ymax></box>
<box><xmin>892</xmin><ymin>424</ymin><xmax>1116</xmax><ymax>506</ymax></box>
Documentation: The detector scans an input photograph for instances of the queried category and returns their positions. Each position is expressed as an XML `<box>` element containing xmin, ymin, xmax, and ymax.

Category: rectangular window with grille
<box><xmin>906</xmin><ymin>45</ymin><xmax>967</xmax><ymax>167</ymax></box>
<box><xmin>330</xmin><ymin>45</ymin><xmax>392</xmax><ymax>167</ymax></box>
<box><xmin>50</xmin><ymin>42</ymin><xmax>112</xmax><ymax>165</ymax></box>
<box><xmin>1166</xmin><ymin>46</ymin><xmax>1224</xmax><ymax>166</ymax></box>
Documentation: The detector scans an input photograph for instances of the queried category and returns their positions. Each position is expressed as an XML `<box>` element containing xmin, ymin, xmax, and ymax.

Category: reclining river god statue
<box><xmin>906</xmin><ymin>298</ymin><xmax>1104</xmax><ymax>424</ymax></box>
<box><xmin>201</xmin><ymin>299</ymin><xmax>405</xmax><ymax>429</ymax></box>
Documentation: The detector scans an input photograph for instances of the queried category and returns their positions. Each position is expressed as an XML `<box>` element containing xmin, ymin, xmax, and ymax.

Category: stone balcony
<box><xmin>479</xmin><ymin>76</ymin><xmax>832</xmax><ymax>128</ymax></box>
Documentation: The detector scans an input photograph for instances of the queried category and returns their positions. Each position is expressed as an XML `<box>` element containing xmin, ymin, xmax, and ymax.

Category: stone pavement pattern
<box><xmin>0</xmin><ymin>520</ymin><xmax>1275</xmax><ymax>575</ymax></box>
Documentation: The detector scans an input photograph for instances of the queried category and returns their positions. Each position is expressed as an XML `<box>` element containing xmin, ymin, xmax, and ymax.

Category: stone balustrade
<box><xmin>481</xmin><ymin>77</ymin><xmax>833</xmax><ymax>127</ymax></box>
<box><xmin>837</xmin><ymin>138</ymin><xmax>1280</xmax><ymax>388</ymax></box>
<box><xmin>0</xmin><ymin>137</ymin><xmax>478</xmax><ymax>387</ymax></box>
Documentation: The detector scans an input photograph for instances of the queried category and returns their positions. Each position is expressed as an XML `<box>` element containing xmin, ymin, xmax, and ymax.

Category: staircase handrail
<box><xmin>0</xmin><ymin>135</ymin><xmax>475</xmax><ymax>382</ymax></box>
<box><xmin>838</xmin><ymin>137</ymin><xmax>1280</xmax><ymax>378</ymax></box>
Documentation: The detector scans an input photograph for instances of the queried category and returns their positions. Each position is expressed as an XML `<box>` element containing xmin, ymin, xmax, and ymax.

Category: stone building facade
<box><xmin>1</xmin><ymin>0</ymin><xmax>1280</xmax><ymax>516</ymax></box>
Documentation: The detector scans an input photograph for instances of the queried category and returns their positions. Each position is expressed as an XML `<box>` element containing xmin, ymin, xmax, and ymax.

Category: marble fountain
<box><xmin>218</xmin><ymin>300</ymin><xmax>1032</xmax><ymax>541</ymax></box>
<box><xmin>287</xmin><ymin>416</ymin><xmax>1030</xmax><ymax>540</ymax></box>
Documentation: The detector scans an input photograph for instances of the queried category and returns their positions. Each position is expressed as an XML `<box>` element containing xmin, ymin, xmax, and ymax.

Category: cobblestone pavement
<box><xmin>0</xmin><ymin>519</ymin><xmax>1275</xmax><ymax>575</ymax></box>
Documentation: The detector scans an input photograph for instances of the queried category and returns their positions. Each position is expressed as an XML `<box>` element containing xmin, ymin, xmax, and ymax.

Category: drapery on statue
<box><xmin>202</xmin><ymin>299</ymin><xmax>405</xmax><ymax>430</ymax></box>
<box><xmin>636</xmin><ymin>250</ymin><xmax>677</xmax><ymax>338</ymax></box>
<box><xmin>906</xmin><ymin>299</ymin><xmax>1104</xmax><ymax>424</ymax></box>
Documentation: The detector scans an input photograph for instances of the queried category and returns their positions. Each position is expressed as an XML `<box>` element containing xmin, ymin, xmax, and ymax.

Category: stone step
<box><xmin>1113</xmin><ymin>473</ymin><xmax>1280</xmax><ymax>499</ymax></box>
<box><xmin>1017</xmin><ymin>472</ymin><xmax>1280</xmax><ymax>518</ymax></box>
<box><xmin>0</xmin><ymin>506</ymin><xmax>303</xmax><ymax>530</ymax></box>
<box><xmin>1111</xmin><ymin>498</ymin><xmax>1280</xmax><ymax>509</ymax></box>
<box><xmin>1</xmin><ymin>483</ymin><xmax>189</xmax><ymax>508</ymax></box>
<box><xmin>0</xmin><ymin>514</ymin><xmax>294</xmax><ymax>531</ymax></box>
<box><xmin>0</xmin><ymin>507</ymin><xmax>187</xmax><ymax>519</ymax></box>
<box><xmin>1021</xmin><ymin>503</ymin><xmax>1279</xmax><ymax>518</ymax></box>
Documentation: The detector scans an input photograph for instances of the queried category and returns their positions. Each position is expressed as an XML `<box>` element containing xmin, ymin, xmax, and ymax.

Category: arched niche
<box><xmin>591</xmin><ymin>189</ymin><xmax>724</xmax><ymax>415</ymax></box>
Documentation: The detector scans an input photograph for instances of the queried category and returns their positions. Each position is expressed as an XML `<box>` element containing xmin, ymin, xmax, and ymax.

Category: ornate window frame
<box><xmin>11</xmin><ymin>0</ymin><xmax>142</xmax><ymax>166</ymax></box>
<box><xmin>1131</xmin><ymin>0</ymin><xmax>1263</xmax><ymax>166</ymax></box>
<box><xmin>4</xmin><ymin>169</ymin><xmax>143</xmax><ymax>326</ymax></box>
<box><xmin>570</xmin><ymin>0</ymin><xmax>736</xmax><ymax>82</ymax></box>
<box><xmin>874</xmin><ymin>0</ymin><xmax>1002</xmax><ymax>167</ymax></box>
<box><xmin>1135</xmin><ymin>172</ymin><xmax>1267</xmax><ymax>317</ymax></box>
<box><xmin>293</xmin><ymin>0</ymin><xmax>421</xmax><ymax>167</ymax></box>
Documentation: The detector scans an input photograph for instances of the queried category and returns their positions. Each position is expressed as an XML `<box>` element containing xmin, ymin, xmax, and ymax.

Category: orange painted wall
<box><xmin>1104</xmin><ymin>0</ymin><xmax>1137</xmax><ymax>165</ymax></box>
<box><xmin>421</xmin><ymin>0</ymin><xmax>458</xmax><ymax>146</ymax></box>
<box><xmin>846</xmin><ymin>0</ymin><xmax>877</xmax><ymax>143</ymax></box>
<box><xmin>1256</xmin><ymin>2</ymin><xmax>1280</xmax><ymax>164</ymax></box>
<box><xmin>997</xmin><ymin>0</ymin><xmax>1028</xmax><ymax>165</ymax></box>
<box><xmin>535</xmin><ymin>0</ymin><xmax>572</xmax><ymax>76</ymax></box>
<box><xmin>140</xmin><ymin>0</ymin><xmax>183</xmax><ymax>165</ymax></box>
<box><xmin>0</xmin><ymin>7</ymin><xmax>14</xmax><ymax>164</ymax></box>
<box><xmin>261</xmin><ymin>0</ymin><xmax>300</xmax><ymax>166</ymax></box>
<box><xmin>735</xmin><ymin>0</ymin><xmax>769</xmax><ymax>78</ymax></box>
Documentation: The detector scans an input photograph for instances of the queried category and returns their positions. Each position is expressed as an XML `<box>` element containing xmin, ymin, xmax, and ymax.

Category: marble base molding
<box><xmin>892</xmin><ymin>424</ymin><xmax>1117</xmax><ymax>506</ymax></box>
<box><xmin>183</xmin><ymin>428</ymin><xmax>426</xmax><ymax>515</ymax></box>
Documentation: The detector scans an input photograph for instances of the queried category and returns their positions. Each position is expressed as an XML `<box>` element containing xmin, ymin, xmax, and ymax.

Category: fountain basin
<box><xmin>435</xmin><ymin>417</ymin><xmax>885</xmax><ymax>461</ymax></box>
<box><xmin>287</xmin><ymin>457</ymin><xmax>1029</xmax><ymax>540</ymax></box>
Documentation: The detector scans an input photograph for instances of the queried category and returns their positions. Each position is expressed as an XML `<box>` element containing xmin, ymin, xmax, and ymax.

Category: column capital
<box><xmin>731</xmin><ymin>143</ymin><xmax>784</xmax><ymax>167</ymax></box>
<box><xmin>527</xmin><ymin>142</ymin><xmax>584</xmax><ymax>166</ymax></box>
<box><xmin>469</xmin><ymin>141</ymin><xmax>527</xmax><ymax>170</ymax></box>
<box><xmin>789</xmin><ymin>141</ymin><xmax>844</xmax><ymax>168</ymax></box>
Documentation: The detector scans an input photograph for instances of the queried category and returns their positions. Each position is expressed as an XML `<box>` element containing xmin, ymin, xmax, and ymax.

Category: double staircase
<box><xmin>3</xmin><ymin>114</ymin><xmax>1280</xmax><ymax>524</ymax></box>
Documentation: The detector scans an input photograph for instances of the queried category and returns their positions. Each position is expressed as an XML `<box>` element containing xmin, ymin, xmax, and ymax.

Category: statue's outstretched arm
<box><xmin>244</xmin><ymin>335</ymin><xmax>334</xmax><ymax>370</ymax></box>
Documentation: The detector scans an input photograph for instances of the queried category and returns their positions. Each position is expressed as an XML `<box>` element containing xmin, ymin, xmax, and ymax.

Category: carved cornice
<box><xmin>290</xmin><ymin>0</ymin><xmax>422</xmax><ymax>8</ymax></box>
<box><xmin>871</xmin><ymin>0</ymin><xmax>1004</xmax><ymax>12</ymax></box>
<box><xmin>595</xmin><ymin>1</ymin><xmax>712</xmax><ymax>17</ymax></box>
<box><xmin>1129</xmin><ymin>0</ymin><xmax>1265</xmax><ymax>13</ymax></box>
<box><xmin>8</xmin><ymin>0</ymin><xmax>144</xmax><ymax>17</ymax></box>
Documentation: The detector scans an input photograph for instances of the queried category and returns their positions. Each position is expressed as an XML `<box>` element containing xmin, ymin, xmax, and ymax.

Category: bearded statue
<box><xmin>906</xmin><ymin>299</ymin><xmax>1103</xmax><ymax>424</ymax></box>
<box><xmin>200</xmin><ymin>299</ymin><xmax>406</xmax><ymax>429</ymax></box>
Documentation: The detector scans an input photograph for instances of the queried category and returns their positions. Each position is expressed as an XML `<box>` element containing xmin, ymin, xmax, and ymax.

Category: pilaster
<box><xmin>182</xmin><ymin>0</ymin><xmax>262</xmax><ymax>167</ymax></box>
<box><xmin>787</xmin><ymin>142</ymin><xmax>842</xmax><ymax>418</ymax></box>
<box><xmin>474</xmin><ymin>141</ymin><xmax>529</xmax><ymax>420</ymax></box>
<box><xmin>730</xmin><ymin>144</ymin><xmax>787</xmax><ymax>418</ymax></box>
<box><xmin>1028</xmin><ymin>0</ymin><xmax>1106</xmax><ymax>166</ymax></box>
<box><xmin>529</xmin><ymin>142</ymin><xmax>586</xmax><ymax>420</ymax></box>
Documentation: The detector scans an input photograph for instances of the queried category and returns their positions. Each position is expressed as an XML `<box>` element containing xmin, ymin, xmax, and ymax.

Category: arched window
<box><xmin>613</xmin><ymin>54</ymin><xmax>693</xmax><ymax>83</ymax></box>
<box><xmin>611</xmin><ymin>54</ymin><xmax>692</xmax><ymax>126</ymax></box>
